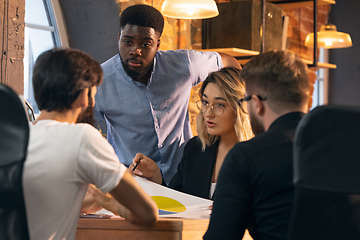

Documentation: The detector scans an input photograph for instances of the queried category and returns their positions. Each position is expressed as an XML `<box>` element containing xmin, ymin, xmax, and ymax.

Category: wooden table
<box><xmin>76</xmin><ymin>217</ymin><xmax>210</xmax><ymax>240</ymax></box>
<box><xmin>76</xmin><ymin>217</ymin><xmax>254</xmax><ymax>240</ymax></box>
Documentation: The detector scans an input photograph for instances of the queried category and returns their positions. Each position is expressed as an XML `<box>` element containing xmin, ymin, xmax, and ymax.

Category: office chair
<box><xmin>0</xmin><ymin>84</ymin><xmax>30</xmax><ymax>240</ymax></box>
<box><xmin>287</xmin><ymin>105</ymin><xmax>360</xmax><ymax>240</ymax></box>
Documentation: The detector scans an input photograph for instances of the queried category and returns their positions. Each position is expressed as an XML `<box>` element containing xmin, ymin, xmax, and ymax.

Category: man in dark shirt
<box><xmin>203</xmin><ymin>50</ymin><xmax>310</xmax><ymax>240</ymax></box>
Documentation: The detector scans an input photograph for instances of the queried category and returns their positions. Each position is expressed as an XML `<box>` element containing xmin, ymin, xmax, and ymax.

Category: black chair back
<box><xmin>288</xmin><ymin>105</ymin><xmax>360</xmax><ymax>240</ymax></box>
<box><xmin>0</xmin><ymin>84</ymin><xmax>30</xmax><ymax>240</ymax></box>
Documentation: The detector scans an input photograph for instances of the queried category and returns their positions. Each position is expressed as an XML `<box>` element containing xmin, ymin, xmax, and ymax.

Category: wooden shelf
<box><xmin>268</xmin><ymin>0</ymin><xmax>335</xmax><ymax>9</ymax></box>
<box><xmin>202</xmin><ymin>48</ymin><xmax>259</xmax><ymax>57</ymax></box>
<box><xmin>202</xmin><ymin>48</ymin><xmax>337</xmax><ymax>69</ymax></box>
<box><xmin>302</xmin><ymin>59</ymin><xmax>337</xmax><ymax>69</ymax></box>
<box><xmin>201</xmin><ymin>48</ymin><xmax>259</xmax><ymax>65</ymax></box>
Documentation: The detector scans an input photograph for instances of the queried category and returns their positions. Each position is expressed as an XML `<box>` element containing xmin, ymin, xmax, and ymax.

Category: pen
<box><xmin>132</xmin><ymin>159</ymin><xmax>141</xmax><ymax>171</ymax></box>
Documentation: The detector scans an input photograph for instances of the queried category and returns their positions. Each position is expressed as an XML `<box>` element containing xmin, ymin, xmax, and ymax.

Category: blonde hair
<box><xmin>196</xmin><ymin>67</ymin><xmax>253</xmax><ymax>151</ymax></box>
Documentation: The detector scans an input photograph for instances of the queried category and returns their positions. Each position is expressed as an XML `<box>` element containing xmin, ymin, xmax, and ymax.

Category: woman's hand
<box><xmin>129</xmin><ymin>153</ymin><xmax>163</xmax><ymax>184</ymax></box>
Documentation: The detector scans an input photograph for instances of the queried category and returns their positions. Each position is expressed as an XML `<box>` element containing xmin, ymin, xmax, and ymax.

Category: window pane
<box><xmin>25</xmin><ymin>0</ymin><xmax>51</xmax><ymax>27</ymax></box>
<box><xmin>27</xmin><ymin>28</ymin><xmax>54</xmax><ymax>57</ymax></box>
<box><xmin>24</xmin><ymin>28</ymin><xmax>55</xmax><ymax>113</ymax></box>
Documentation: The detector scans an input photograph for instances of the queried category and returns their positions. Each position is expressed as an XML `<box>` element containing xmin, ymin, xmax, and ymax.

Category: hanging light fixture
<box><xmin>161</xmin><ymin>0</ymin><xmax>219</xmax><ymax>20</ymax></box>
<box><xmin>305</xmin><ymin>24</ymin><xmax>352</xmax><ymax>49</ymax></box>
<box><xmin>305</xmin><ymin>4</ymin><xmax>352</xmax><ymax>51</ymax></box>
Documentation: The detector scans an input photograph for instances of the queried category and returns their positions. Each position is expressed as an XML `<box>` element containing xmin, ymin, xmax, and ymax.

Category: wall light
<box><xmin>161</xmin><ymin>0</ymin><xmax>219</xmax><ymax>19</ymax></box>
<box><xmin>305</xmin><ymin>24</ymin><xmax>352</xmax><ymax>49</ymax></box>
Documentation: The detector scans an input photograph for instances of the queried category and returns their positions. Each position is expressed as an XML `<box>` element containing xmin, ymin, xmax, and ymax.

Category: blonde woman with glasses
<box><xmin>130</xmin><ymin>67</ymin><xmax>253</xmax><ymax>199</ymax></box>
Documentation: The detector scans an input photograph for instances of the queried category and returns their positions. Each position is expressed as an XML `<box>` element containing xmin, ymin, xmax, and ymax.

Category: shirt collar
<box><xmin>268</xmin><ymin>111</ymin><xmax>305</xmax><ymax>130</ymax></box>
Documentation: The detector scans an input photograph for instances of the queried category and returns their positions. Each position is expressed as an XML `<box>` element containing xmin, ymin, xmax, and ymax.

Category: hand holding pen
<box><xmin>129</xmin><ymin>153</ymin><xmax>163</xmax><ymax>185</ymax></box>
<box><xmin>132</xmin><ymin>159</ymin><xmax>141</xmax><ymax>171</ymax></box>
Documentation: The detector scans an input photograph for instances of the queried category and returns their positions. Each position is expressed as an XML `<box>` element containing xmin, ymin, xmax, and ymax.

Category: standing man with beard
<box><xmin>94</xmin><ymin>4</ymin><xmax>240</xmax><ymax>184</ymax></box>
<box><xmin>203</xmin><ymin>50</ymin><xmax>310</xmax><ymax>240</ymax></box>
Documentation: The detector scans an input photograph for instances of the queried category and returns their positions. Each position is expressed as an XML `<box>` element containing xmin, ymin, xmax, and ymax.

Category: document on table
<box><xmin>96</xmin><ymin>176</ymin><xmax>213</xmax><ymax>219</ymax></box>
<box><xmin>134</xmin><ymin>176</ymin><xmax>213</xmax><ymax>219</ymax></box>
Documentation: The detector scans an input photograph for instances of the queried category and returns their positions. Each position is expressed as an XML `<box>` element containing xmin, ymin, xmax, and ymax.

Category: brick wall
<box><xmin>0</xmin><ymin>0</ymin><xmax>25</xmax><ymax>95</ymax></box>
<box><xmin>283</xmin><ymin>5</ymin><xmax>329</xmax><ymax>109</ymax></box>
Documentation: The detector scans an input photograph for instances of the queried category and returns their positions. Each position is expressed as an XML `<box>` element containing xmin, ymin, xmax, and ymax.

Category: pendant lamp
<box><xmin>305</xmin><ymin>23</ymin><xmax>352</xmax><ymax>49</ymax></box>
<box><xmin>161</xmin><ymin>0</ymin><xmax>219</xmax><ymax>19</ymax></box>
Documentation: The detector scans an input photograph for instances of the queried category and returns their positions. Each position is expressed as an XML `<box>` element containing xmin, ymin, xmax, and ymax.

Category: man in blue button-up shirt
<box><xmin>94</xmin><ymin>4</ymin><xmax>240</xmax><ymax>184</ymax></box>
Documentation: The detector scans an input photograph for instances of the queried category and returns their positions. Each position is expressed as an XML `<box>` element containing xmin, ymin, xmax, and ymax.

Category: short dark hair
<box><xmin>241</xmin><ymin>50</ymin><xmax>310</xmax><ymax>112</ymax></box>
<box><xmin>119</xmin><ymin>4</ymin><xmax>164</xmax><ymax>36</ymax></box>
<box><xmin>32</xmin><ymin>48</ymin><xmax>103</xmax><ymax>112</ymax></box>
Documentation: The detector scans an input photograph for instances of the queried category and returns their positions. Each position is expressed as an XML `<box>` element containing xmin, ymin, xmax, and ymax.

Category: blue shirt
<box><xmin>94</xmin><ymin>49</ymin><xmax>223</xmax><ymax>184</ymax></box>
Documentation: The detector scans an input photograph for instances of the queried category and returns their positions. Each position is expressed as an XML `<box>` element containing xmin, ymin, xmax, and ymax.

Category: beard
<box><xmin>120</xmin><ymin>54</ymin><xmax>153</xmax><ymax>82</ymax></box>
<box><xmin>249</xmin><ymin>110</ymin><xmax>265</xmax><ymax>136</ymax></box>
<box><xmin>76</xmin><ymin>88</ymin><xmax>95</xmax><ymax>126</ymax></box>
<box><xmin>76</xmin><ymin>105</ymin><xmax>95</xmax><ymax>126</ymax></box>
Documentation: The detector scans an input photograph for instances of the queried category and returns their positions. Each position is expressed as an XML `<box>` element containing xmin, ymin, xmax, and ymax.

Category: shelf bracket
<box><xmin>308</xmin><ymin>0</ymin><xmax>318</xmax><ymax>68</ymax></box>
<box><xmin>261</xmin><ymin>0</ymin><xmax>266</xmax><ymax>52</ymax></box>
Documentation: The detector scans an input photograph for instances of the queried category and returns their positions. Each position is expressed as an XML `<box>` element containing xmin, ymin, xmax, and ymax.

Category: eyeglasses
<box><xmin>238</xmin><ymin>95</ymin><xmax>267</xmax><ymax>114</ymax></box>
<box><xmin>196</xmin><ymin>100</ymin><xmax>227</xmax><ymax>117</ymax></box>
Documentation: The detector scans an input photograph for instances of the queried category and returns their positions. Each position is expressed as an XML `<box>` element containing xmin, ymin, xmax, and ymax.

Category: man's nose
<box><xmin>130</xmin><ymin>45</ymin><xmax>141</xmax><ymax>56</ymax></box>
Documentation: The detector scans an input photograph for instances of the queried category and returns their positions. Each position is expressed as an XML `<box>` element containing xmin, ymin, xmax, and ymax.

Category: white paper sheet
<box><xmin>134</xmin><ymin>176</ymin><xmax>213</xmax><ymax>219</ymax></box>
<box><xmin>96</xmin><ymin>176</ymin><xmax>213</xmax><ymax>219</ymax></box>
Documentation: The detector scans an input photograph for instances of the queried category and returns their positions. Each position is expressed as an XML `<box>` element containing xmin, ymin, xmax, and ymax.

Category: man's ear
<box><xmin>157</xmin><ymin>38</ymin><xmax>161</xmax><ymax>50</ymax></box>
<box><xmin>252</xmin><ymin>95</ymin><xmax>265</xmax><ymax>116</ymax></box>
<box><xmin>74</xmin><ymin>88</ymin><xmax>89</xmax><ymax>109</ymax></box>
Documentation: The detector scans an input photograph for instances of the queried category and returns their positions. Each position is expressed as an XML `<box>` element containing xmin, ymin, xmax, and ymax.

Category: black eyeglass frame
<box><xmin>238</xmin><ymin>95</ymin><xmax>267</xmax><ymax>114</ymax></box>
<box><xmin>238</xmin><ymin>95</ymin><xmax>267</xmax><ymax>104</ymax></box>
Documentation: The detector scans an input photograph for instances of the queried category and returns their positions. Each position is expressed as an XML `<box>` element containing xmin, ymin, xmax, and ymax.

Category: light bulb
<box><xmin>186</xmin><ymin>7</ymin><xmax>195</xmax><ymax>16</ymax></box>
<box><xmin>325</xmin><ymin>40</ymin><xmax>332</xmax><ymax>47</ymax></box>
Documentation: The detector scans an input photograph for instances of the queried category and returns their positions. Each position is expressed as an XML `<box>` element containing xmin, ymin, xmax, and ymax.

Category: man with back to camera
<box><xmin>23</xmin><ymin>48</ymin><xmax>158</xmax><ymax>240</ymax></box>
<box><xmin>203</xmin><ymin>50</ymin><xmax>310</xmax><ymax>240</ymax></box>
<box><xmin>94</xmin><ymin>4</ymin><xmax>240</xmax><ymax>184</ymax></box>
